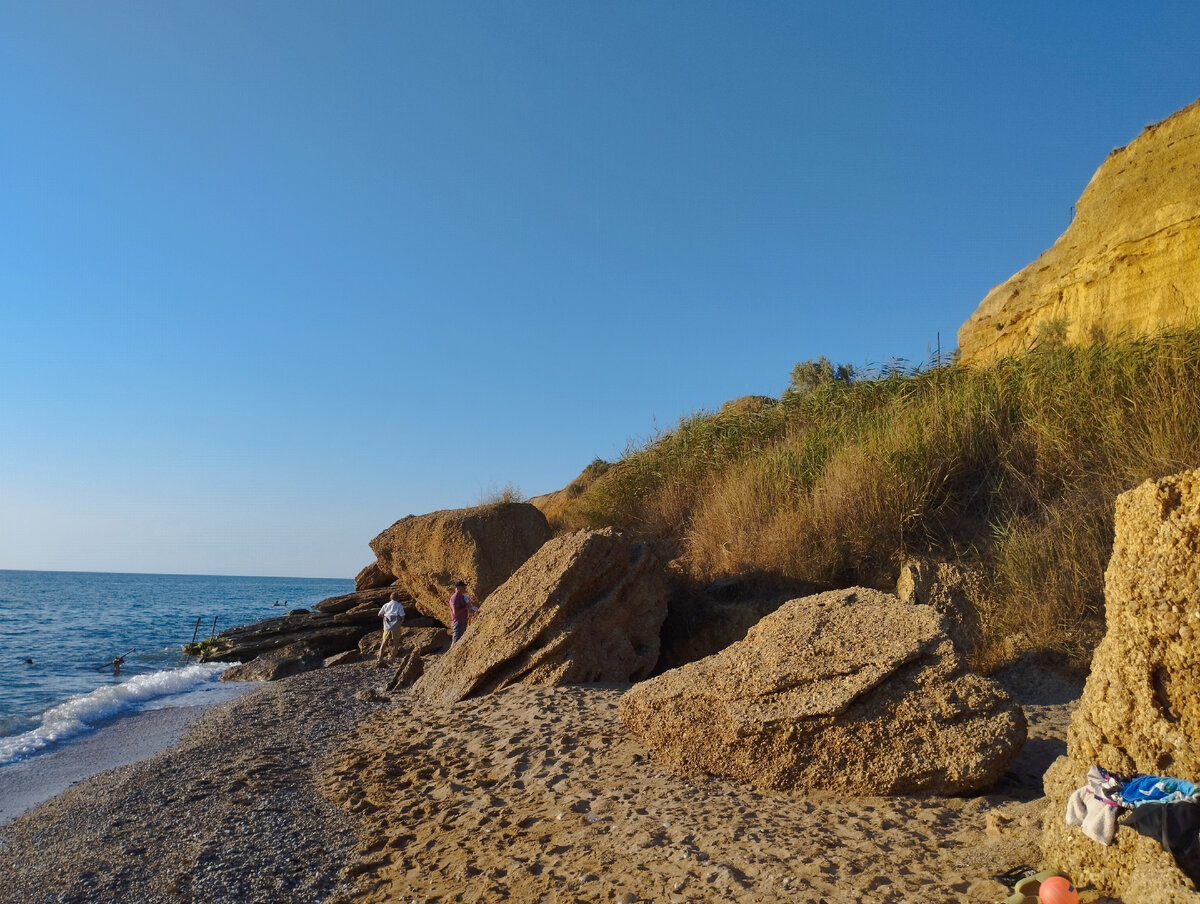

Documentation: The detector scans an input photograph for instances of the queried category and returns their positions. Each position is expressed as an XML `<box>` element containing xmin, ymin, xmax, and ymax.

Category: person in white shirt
<box><xmin>376</xmin><ymin>594</ymin><xmax>406</xmax><ymax>666</ymax></box>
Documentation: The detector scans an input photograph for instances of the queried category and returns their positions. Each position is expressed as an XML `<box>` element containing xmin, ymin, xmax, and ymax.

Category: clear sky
<box><xmin>1</xmin><ymin>2</ymin><xmax>1197</xmax><ymax>578</ymax></box>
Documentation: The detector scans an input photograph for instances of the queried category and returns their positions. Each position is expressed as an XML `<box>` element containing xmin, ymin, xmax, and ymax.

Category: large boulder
<box><xmin>619</xmin><ymin>587</ymin><xmax>1026</xmax><ymax>795</ymax></box>
<box><xmin>1041</xmin><ymin>470</ymin><xmax>1200</xmax><ymax>900</ymax></box>
<box><xmin>355</xmin><ymin>561</ymin><xmax>396</xmax><ymax>592</ymax></box>
<box><xmin>414</xmin><ymin>528</ymin><xmax>670</xmax><ymax>705</ymax></box>
<box><xmin>958</xmin><ymin>98</ymin><xmax>1200</xmax><ymax>365</ymax></box>
<box><xmin>368</xmin><ymin>502</ymin><xmax>552</xmax><ymax>623</ymax></box>
<box><xmin>895</xmin><ymin>558</ymin><xmax>983</xmax><ymax>656</ymax></box>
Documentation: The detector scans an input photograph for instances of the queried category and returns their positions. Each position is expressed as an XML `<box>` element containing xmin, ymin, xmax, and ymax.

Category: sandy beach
<box><xmin>0</xmin><ymin>661</ymin><xmax>1102</xmax><ymax>904</ymax></box>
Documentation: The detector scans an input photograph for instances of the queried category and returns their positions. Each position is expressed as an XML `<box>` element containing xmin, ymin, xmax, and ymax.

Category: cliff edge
<box><xmin>958</xmin><ymin>98</ymin><xmax>1200</xmax><ymax>365</ymax></box>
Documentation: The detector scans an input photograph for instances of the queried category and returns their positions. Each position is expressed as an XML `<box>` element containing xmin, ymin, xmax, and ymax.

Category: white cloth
<box><xmin>378</xmin><ymin>600</ymin><xmax>405</xmax><ymax>632</ymax></box>
<box><xmin>1065</xmin><ymin>786</ymin><xmax>1119</xmax><ymax>844</ymax></box>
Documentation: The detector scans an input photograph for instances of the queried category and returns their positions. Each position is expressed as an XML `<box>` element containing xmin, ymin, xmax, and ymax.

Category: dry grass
<box><xmin>575</xmin><ymin>327</ymin><xmax>1200</xmax><ymax>669</ymax></box>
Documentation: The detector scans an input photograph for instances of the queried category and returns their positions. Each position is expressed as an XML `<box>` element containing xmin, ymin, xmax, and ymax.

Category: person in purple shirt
<box><xmin>448</xmin><ymin>580</ymin><xmax>477</xmax><ymax>643</ymax></box>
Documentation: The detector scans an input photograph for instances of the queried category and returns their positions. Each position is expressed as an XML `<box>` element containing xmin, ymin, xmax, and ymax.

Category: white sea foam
<box><xmin>0</xmin><ymin>663</ymin><xmax>229</xmax><ymax>766</ymax></box>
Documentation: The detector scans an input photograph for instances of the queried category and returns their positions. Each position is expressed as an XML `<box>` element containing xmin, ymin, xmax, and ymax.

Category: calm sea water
<box><xmin>0</xmin><ymin>570</ymin><xmax>352</xmax><ymax>766</ymax></box>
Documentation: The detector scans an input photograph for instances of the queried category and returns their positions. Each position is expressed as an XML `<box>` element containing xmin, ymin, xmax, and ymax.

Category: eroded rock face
<box><xmin>368</xmin><ymin>503</ymin><xmax>552</xmax><ymax>623</ymax></box>
<box><xmin>895</xmin><ymin>558</ymin><xmax>983</xmax><ymax>656</ymax></box>
<box><xmin>958</xmin><ymin>99</ymin><xmax>1200</xmax><ymax>365</ymax></box>
<box><xmin>414</xmin><ymin>528</ymin><xmax>670</xmax><ymax>705</ymax></box>
<box><xmin>619</xmin><ymin>587</ymin><xmax>1025</xmax><ymax>795</ymax></box>
<box><xmin>1042</xmin><ymin>470</ymin><xmax>1200</xmax><ymax>900</ymax></box>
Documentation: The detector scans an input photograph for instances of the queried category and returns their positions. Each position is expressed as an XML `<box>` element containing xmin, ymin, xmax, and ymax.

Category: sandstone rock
<box><xmin>385</xmin><ymin>651</ymin><xmax>424</xmax><ymax>691</ymax></box>
<box><xmin>619</xmin><ymin>587</ymin><xmax>1026</xmax><ymax>795</ymax></box>
<box><xmin>314</xmin><ymin>587</ymin><xmax>408</xmax><ymax>615</ymax></box>
<box><xmin>368</xmin><ymin>502</ymin><xmax>552</xmax><ymax>623</ymax></box>
<box><xmin>355</xmin><ymin>561</ymin><xmax>396</xmax><ymax>592</ymax></box>
<box><xmin>414</xmin><ymin>528</ymin><xmax>670</xmax><ymax>705</ymax></box>
<box><xmin>959</xmin><ymin>98</ymin><xmax>1200</xmax><ymax>365</ymax></box>
<box><xmin>323</xmin><ymin>650</ymin><xmax>361</xmax><ymax>668</ymax></box>
<box><xmin>1041</xmin><ymin>470</ymin><xmax>1200</xmax><ymax>899</ymax></box>
<box><xmin>895</xmin><ymin>558</ymin><xmax>983</xmax><ymax>655</ymax></box>
<box><xmin>205</xmin><ymin>609</ymin><xmax>377</xmax><ymax>663</ymax></box>
<box><xmin>220</xmin><ymin>641</ymin><xmax>325</xmax><ymax>682</ymax></box>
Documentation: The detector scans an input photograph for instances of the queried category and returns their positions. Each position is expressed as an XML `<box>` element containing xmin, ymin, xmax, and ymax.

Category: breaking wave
<box><xmin>0</xmin><ymin>662</ymin><xmax>229</xmax><ymax>766</ymax></box>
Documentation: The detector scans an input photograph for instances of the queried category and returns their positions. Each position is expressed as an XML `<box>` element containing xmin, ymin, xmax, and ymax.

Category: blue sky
<box><xmin>1</xmin><ymin>2</ymin><xmax>1197</xmax><ymax>578</ymax></box>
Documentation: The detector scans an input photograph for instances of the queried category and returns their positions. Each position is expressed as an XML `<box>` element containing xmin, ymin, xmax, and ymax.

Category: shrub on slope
<box><xmin>577</xmin><ymin>328</ymin><xmax>1200</xmax><ymax>668</ymax></box>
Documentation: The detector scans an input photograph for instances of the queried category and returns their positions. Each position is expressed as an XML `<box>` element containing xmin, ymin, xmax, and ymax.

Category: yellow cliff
<box><xmin>959</xmin><ymin>97</ymin><xmax>1200</xmax><ymax>365</ymax></box>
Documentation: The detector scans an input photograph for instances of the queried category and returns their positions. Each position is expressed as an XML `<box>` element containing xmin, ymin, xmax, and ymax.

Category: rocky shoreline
<box><xmin>0</xmin><ymin>658</ymin><xmax>1088</xmax><ymax>904</ymax></box>
<box><xmin>5</xmin><ymin>468</ymin><xmax>1197</xmax><ymax>902</ymax></box>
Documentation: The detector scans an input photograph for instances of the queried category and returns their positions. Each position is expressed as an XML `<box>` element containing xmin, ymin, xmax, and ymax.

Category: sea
<box><xmin>0</xmin><ymin>569</ymin><xmax>353</xmax><ymax>768</ymax></box>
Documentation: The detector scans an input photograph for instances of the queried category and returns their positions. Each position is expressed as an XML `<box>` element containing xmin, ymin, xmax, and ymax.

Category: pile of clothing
<box><xmin>1066</xmin><ymin>765</ymin><xmax>1200</xmax><ymax>883</ymax></box>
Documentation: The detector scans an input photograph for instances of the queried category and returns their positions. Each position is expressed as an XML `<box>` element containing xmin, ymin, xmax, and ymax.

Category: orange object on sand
<box><xmin>1038</xmin><ymin>875</ymin><xmax>1079</xmax><ymax>904</ymax></box>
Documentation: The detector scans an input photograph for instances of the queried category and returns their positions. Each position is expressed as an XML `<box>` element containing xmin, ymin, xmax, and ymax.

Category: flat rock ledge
<box><xmin>619</xmin><ymin>587</ymin><xmax>1026</xmax><ymax>796</ymax></box>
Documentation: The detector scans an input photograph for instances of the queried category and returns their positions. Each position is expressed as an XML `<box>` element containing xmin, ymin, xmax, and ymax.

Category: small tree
<box><xmin>786</xmin><ymin>356</ymin><xmax>855</xmax><ymax>396</ymax></box>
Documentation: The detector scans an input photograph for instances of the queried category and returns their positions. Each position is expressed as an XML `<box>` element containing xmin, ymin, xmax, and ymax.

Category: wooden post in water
<box><xmin>191</xmin><ymin>617</ymin><xmax>202</xmax><ymax>644</ymax></box>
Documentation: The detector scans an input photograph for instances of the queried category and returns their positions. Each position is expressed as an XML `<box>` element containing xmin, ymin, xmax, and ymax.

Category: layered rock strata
<box><xmin>220</xmin><ymin>641</ymin><xmax>326</xmax><ymax>681</ymax></box>
<box><xmin>619</xmin><ymin>587</ymin><xmax>1026</xmax><ymax>795</ymax></box>
<box><xmin>959</xmin><ymin>98</ymin><xmax>1200</xmax><ymax>365</ymax></box>
<box><xmin>415</xmin><ymin>528</ymin><xmax>670</xmax><ymax>705</ymax></box>
<box><xmin>1042</xmin><ymin>470</ymin><xmax>1200</xmax><ymax>900</ymax></box>
<box><xmin>199</xmin><ymin>589</ymin><xmax>409</xmax><ymax>679</ymax></box>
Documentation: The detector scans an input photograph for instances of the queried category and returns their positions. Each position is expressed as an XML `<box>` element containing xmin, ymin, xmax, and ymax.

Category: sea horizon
<box><xmin>0</xmin><ymin>566</ymin><xmax>350</xmax><ymax>581</ymax></box>
<box><xmin>0</xmin><ymin>569</ymin><xmax>354</xmax><ymax>767</ymax></box>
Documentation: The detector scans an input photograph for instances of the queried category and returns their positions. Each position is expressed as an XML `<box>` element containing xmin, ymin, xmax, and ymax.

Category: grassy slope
<box><xmin>568</xmin><ymin>329</ymin><xmax>1200</xmax><ymax>670</ymax></box>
